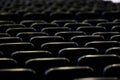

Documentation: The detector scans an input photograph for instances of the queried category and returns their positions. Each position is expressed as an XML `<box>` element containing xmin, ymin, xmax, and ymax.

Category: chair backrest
<box><xmin>0</xmin><ymin>24</ymin><xmax>25</xmax><ymax>32</ymax></box>
<box><xmin>45</xmin><ymin>66</ymin><xmax>94</xmax><ymax>80</ymax></box>
<box><xmin>55</xmin><ymin>31</ymin><xmax>86</xmax><ymax>41</ymax></box>
<box><xmin>76</xmin><ymin>26</ymin><xmax>106</xmax><ymax>35</ymax></box>
<box><xmin>0</xmin><ymin>58</ymin><xmax>17</xmax><ymax>68</ymax></box>
<box><xmin>74</xmin><ymin>77</ymin><xmax>119</xmax><ymax>80</ymax></box>
<box><xmin>59</xmin><ymin>47</ymin><xmax>98</xmax><ymax>65</ymax></box>
<box><xmin>78</xmin><ymin>54</ymin><xmax>120</xmax><ymax>76</ymax></box>
<box><xmin>11</xmin><ymin>50</ymin><xmax>52</xmax><ymax>66</ymax></box>
<box><xmin>0</xmin><ymin>42</ymin><xmax>34</xmax><ymax>57</ymax></box>
<box><xmin>0</xmin><ymin>68</ymin><xmax>37</xmax><ymax>80</ymax></box>
<box><xmin>6</xmin><ymin>27</ymin><xmax>36</xmax><ymax>36</ymax></box>
<box><xmin>103</xmin><ymin>64</ymin><xmax>120</xmax><ymax>78</ymax></box>
<box><xmin>41</xmin><ymin>27</ymin><xmax>71</xmax><ymax>36</ymax></box>
<box><xmin>31</xmin><ymin>36</ymin><xmax>64</xmax><ymax>49</ymax></box>
<box><xmin>93</xmin><ymin>32</ymin><xmax>120</xmax><ymax>40</ymax></box>
<box><xmin>32</xmin><ymin>23</ymin><xmax>59</xmax><ymax>31</ymax></box>
<box><xmin>71</xmin><ymin>35</ymin><xmax>104</xmax><ymax>46</ymax></box>
<box><xmin>0</xmin><ymin>37</ymin><xmax>22</xmax><ymax>43</ymax></box>
<box><xmin>41</xmin><ymin>42</ymin><xmax>78</xmax><ymax>56</ymax></box>
<box><xmin>25</xmin><ymin>57</ymin><xmax>70</xmax><ymax>79</ymax></box>
<box><xmin>17</xmin><ymin>32</ymin><xmax>48</xmax><ymax>41</ymax></box>
<box><xmin>85</xmin><ymin>41</ymin><xmax>120</xmax><ymax>53</ymax></box>
<box><xmin>64</xmin><ymin>23</ymin><xmax>91</xmax><ymax>31</ymax></box>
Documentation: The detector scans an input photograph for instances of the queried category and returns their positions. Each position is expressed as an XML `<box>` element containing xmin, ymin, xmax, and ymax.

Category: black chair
<box><xmin>106</xmin><ymin>47</ymin><xmax>120</xmax><ymax>56</ymax></box>
<box><xmin>76</xmin><ymin>12</ymin><xmax>101</xmax><ymax>21</ymax></box>
<box><xmin>0</xmin><ymin>68</ymin><xmax>37</xmax><ymax>80</ymax></box>
<box><xmin>11</xmin><ymin>50</ymin><xmax>52</xmax><ymax>66</ymax></box>
<box><xmin>110</xmin><ymin>35</ymin><xmax>120</xmax><ymax>41</ymax></box>
<box><xmin>85</xmin><ymin>41</ymin><xmax>120</xmax><ymax>53</ymax></box>
<box><xmin>76</xmin><ymin>26</ymin><xmax>106</xmax><ymax>35</ymax></box>
<box><xmin>50</xmin><ymin>12</ymin><xmax>75</xmax><ymax>20</ymax></box>
<box><xmin>0</xmin><ymin>37</ymin><xmax>22</xmax><ymax>43</ymax></box>
<box><xmin>71</xmin><ymin>35</ymin><xmax>104</xmax><ymax>46</ymax></box>
<box><xmin>31</xmin><ymin>36</ymin><xmax>64</xmax><ymax>49</ymax></box>
<box><xmin>0</xmin><ymin>42</ymin><xmax>34</xmax><ymax>57</ymax></box>
<box><xmin>55</xmin><ymin>31</ymin><xmax>86</xmax><ymax>41</ymax></box>
<box><xmin>83</xmin><ymin>19</ymin><xmax>108</xmax><ymax>26</ymax></box>
<box><xmin>102</xmin><ymin>11</ymin><xmax>120</xmax><ymax>21</ymax></box>
<box><xmin>59</xmin><ymin>47</ymin><xmax>98</xmax><ymax>65</ymax></box>
<box><xmin>0</xmin><ymin>13</ymin><xmax>22</xmax><ymax>23</ymax></box>
<box><xmin>74</xmin><ymin>77</ymin><xmax>119</xmax><ymax>80</ymax></box>
<box><xmin>31</xmin><ymin>23</ymin><xmax>59</xmax><ymax>31</ymax></box>
<box><xmin>25</xmin><ymin>57</ymin><xmax>70</xmax><ymax>80</ymax></box>
<box><xmin>45</xmin><ymin>66</ymin><xmax>94</xmax><ymax>80</ymax></box>
<box><xmin>23</xmin><ymin>12</ymin><xmax>50</xmax><ymax>21</ymax></box>
<box><xmin>0</xmin><ymin>33</ymin><xmax>10</xmax><ymax>37</ymax></box>
<box><xmin>77</xmin><ymin>54</ymin><xmax>120</xmax><ymax>76</ymax></box>
<box><xmin>20</xmin><ymin>20</ymin><xmax>45</xmax><ymax>27</ymax></box>
<box><xmin>97</xmin><ymin>22</ymin><xmax>120</xmax><ymax>31</ymax></box>
<box><xmin>51</xmin><ymin>20</ymin><xmax>76</xmax><ymax>26</ymax></box>
<box><xmin>0</xmin><ymin>20</ymin><xmax>15</xmax><ymax>24</ymax></box>
<box><xmin>92</xmin><ymin>32</ymin><xmax>120</xmax><ymax>40</ymax></box>
<box><xmin>0</xmin><ymin>24</ymin><xmax>25</xmax><ymax>32</ymax></box>
<box><xmin>17</xmin><ymin>32</ymin><xmax>48</xmax><ymax>42</ymax></box>
<box><xmin>103</xmin><ymin>64</ymin><xmax>120</xmax><ymax>78</ymax></box>
<box><xmin>41</xmin><ymin>27</ymin><xmax>71</xmax><ymax>35</ymax></box>
<box><xmin>64</xmin><ymin>23</ymin><xmax>91</xmax><ymax>31</ymax></box>
<box><xmin>6</xmin><ymin>27</ymin><xmax>36</xmax><ymax>36</ymax></box>
<box><xmin>41</xmin><ymin>42</ymin><xmax>78</xmax><ymax>56</ymax></box>
<box><xmin>111</xmin><ymin>25</ymin><xmax>120</xmax><ymax>32</ymax></box>
<box><xmin>0</xmin><ymin>58</ymin><xmax>17</xmax><ymax>68</ymax></box>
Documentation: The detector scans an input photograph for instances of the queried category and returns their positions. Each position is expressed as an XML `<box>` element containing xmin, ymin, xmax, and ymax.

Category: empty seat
<box><xmin>64</xmin><ymin>23</ymin><xmax>91</xmax><ymax>31</ymax></box>
<box><xmin>83</xmin><ymin>19</ymin><xmax>108</xmax><ymax>26</ymax></box>
<box><xmin>0</xmin><ymin>13</ymin><xmax>22</xmax><ymax>23</ymax></box>
<box><xmin>31</xmin><ymin>23</ymin><xmax>59</xmax><ymax>31</ymax></box>
<box><xmin>0</xmin><ymin>68</ymin><xmax>37</xmax><ymax>80</ymax></box>
<box><xmin>0</xmin><ymin>37</ymin><xmax>22</xmax><ymax>43</ymax></box>
<box><xmin>59</xmin><ymin>47</ymin><xmax>98</xmax><ymax>65</ymax></box>
<box><xmin>25</xmin><ymin>57</ymin><xmax>70</xmax><ymax>80</ymax></box>
<box><xmin>17</xmin><ymin>32</ymin><xmax>48</xmax><ymax>41</ymax></box>
<box><xmin>20</xmin><ymin>20</ymin><xmax>45</xmax><ymax>27</ymax></box>
<box><xmin>97</xmin><ymin>22</ymin><xmax>120</xmax><ymax>31</ymax></box>
<box><xmin>92</xmin><ymin>32</ymin><xmax>120</xmax><ymax>40</ymax></box>
<box><xmin>50</xmin><ymin>12</ymin><xmax>75</xmax><ymax>20</ymax></box>
<box><xmin>0</xmin><ymin>20</ymin><xmax>15</xmax><ymax>24</ymax></box>
<box><xmin>78</xmin><ymin>54</ymin><xmax>120</xmax><ymax>76</ymax></box>
<box><xmin>110</xmin><ymin>35</ymin><xmax>120</xmax><ymax>41</ymax></box>
<box><xmin>111</xmin><ymin>25</ymin><xmax>120</xmax><ymax>31</ymax></box>
<box><xmin>31</xmin><ymin>36</ymin><xmax>64</xmax><ymax>49</ymax></box>
<box><xmin>106</xmin><ymin>47</ymin><xmax>120</xmax><ymax>55</ymax></box>
<box><xmin>103</xmin><ymin>64</ymin><xmax>120</xmax><ymax>78</ymax></box>
<box><xmin>0</xmin><ymin>58</ymin><xmax>17</xmax><ymax>68</ymax></box>
<box><xmin>76</xmin><ymin>26</ymin><xmax>106</xmax><ymax>35</ymax></box>
<box><xmin>102</xmin><ymin>11</ymin><xmax>120</xmax><ymax>21</ymax></box>
<box><xmin>51</xmin><ymin>20</ymin><xmax>76</xmax><ymax>26</ymax></box>
<box><xmin>85</xmin><ymin>41</ymin><xmax>120</xmax><ymax>53</ymax></box>
<box><xmin>0</xmin><ymin>42</ymin><xmax>34</xmax><ymax>57</ymax></box>
<box><xmin>11</xmin><ymin>50</ymin><xmax>52</xmax><ymax>66</ymax></box>
<box><xmin>23</xmin><ymin>12</ymin><xmax>50</xmax><ymax>21</ymax></box>
<box><xmin>41</xmin><ymin>42</ymin><xmax>78</xmax><ymax>56</ymax></box>
<box><xmin>45</xmin><ymin>66</ymin><xmax>94</xmax><ymax>80</ymax></box>
<box><xmin>74</xmin><ymin>77</ymin><xmax>119</xmax><ymax>80</ymax></box>
<box><xmin>6</xmin><ymin>27</ymin><xmax>36</xmax><ymax>36</ymax></box>
<box><xmin>41</xmin><ymin>27</ymin><xmax>71</xmax><ymax>35</ymax></box>
<box><xmin>71</xmin><ymin>35</ymin><xmax>104</xmax><ymax>46</ymax></box>
<box><xmin>76</xmin><ymin>12</ymin><xmax>101</xmax><ymax>21</ymax></box>
<box><xmin>55</xmin><ymin>31</ymin><xmax>86</xmax><ymax>41</ymax></box>
<box><xmin>0</xmin><ymin>24</ymin><xmax>25</xmax><ymax>32</ymax></box>
<box><xmin>0</xmin><ymin>33</ymin><xmax>10</xmax><ymax>37</ymax></box>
